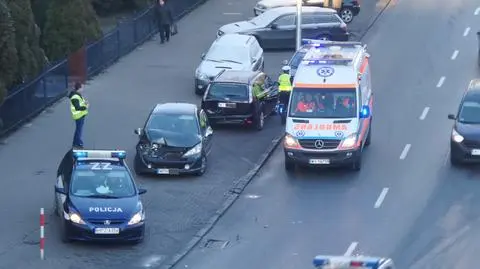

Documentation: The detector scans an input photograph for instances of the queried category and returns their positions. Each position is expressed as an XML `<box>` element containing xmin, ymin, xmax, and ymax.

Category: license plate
<box><xmin>309</xmin><ymin>159</ymin><xmax>330</xmax><ymax>164</ymax></box>
<box><xmin>218</xmin><ymin>102</ymin><xmax>236</xmax><ymax>108</ymax></box>
<box><xmin>94</xmin><ymin>228</ymin><xmax>120</xmax><ymax>234</ymax></box>
<box><xmin>156</xmin><ymin>169</ymin><xmax>169</xmax><ymax>174</ymax></box>
<box><xmin>472</xmin><ymin>149</ymin><xmax>480</xmax><ymax>155</ymax></box>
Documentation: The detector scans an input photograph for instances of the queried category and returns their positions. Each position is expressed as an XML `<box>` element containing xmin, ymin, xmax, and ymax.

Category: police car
<box><xmin>54</xmin><ymin>149</ymin><xmax>147</xmax><ymax>243</ymax></box>
<box><xmin>313</xmin><ymin>255</ymin><xmax>395</xmax><ymax>269</ymax></box>
<box><xmin>283</xmin><ymin>39</ymin><xmax>372</xmax><ymax>171</ymax></box>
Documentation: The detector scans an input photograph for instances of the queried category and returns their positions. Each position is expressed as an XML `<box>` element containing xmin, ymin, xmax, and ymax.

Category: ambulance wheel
<box><xmin>285</xmin><ymin>160</ymin><xmax>296</xmax><ymax>171</ymax></box>
<box><xmin>281</xmin><ymin>116</ymin><xmax>286</xmax><ymax>125</ymax></box>
<box><xmin>351</xmin><ymin>155</ymin><xmax>362</xmax><ymax>171</ymax></box>
<box><xmin>365</xmin><ymin>125</ymin><xmax>371</xmax><ymax>146</ymax></box>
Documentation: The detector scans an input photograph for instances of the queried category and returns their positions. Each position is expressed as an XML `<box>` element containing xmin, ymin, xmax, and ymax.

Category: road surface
<box><xmin>173</xmin><ymin>0</ymin><xmax>480</xmax><ymax>268</ymax></box>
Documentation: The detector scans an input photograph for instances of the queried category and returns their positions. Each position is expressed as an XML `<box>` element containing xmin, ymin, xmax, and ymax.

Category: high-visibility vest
<box><xmin>278</xmin><ymin>73</ymin><xmax>292</xmax><ymax>92</ymax></box>
<box><xmin>70</xmin><ymin>94</ymin><xmax>88</xmax><ymax>120</ymax></box>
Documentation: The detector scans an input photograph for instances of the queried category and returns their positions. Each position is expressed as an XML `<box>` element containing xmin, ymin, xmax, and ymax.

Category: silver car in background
<box><xmin>194</xmin><ymin>34</ymin><xmax>264</xmax><ymax>95</ymax></box>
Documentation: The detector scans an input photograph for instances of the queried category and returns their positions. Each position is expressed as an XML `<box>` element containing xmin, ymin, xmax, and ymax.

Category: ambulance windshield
<box><xmin>289</xmin><ymin>88</ymin><xmax>357</xmax><ymax>118</ymax></box>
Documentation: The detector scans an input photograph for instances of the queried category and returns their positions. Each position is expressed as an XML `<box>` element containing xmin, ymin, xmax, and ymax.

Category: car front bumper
<box><xmin>450</xmin><ymin>140</ymin><xmax>480</xmax><ymax>163</ymax></box>
<box><xmin>65</xmin><ymin>220</ymin><xmax>145</xmax><ymax>242</ymax></box>
<box><xmin>138</xmin><ymin>153</ymin><xmax>203</xmax><ymax>175</ymax></box>
<box><xmin>284</xmin><ymin>147</ymin><xmax>361</xmax><ymax>167</ymax></box>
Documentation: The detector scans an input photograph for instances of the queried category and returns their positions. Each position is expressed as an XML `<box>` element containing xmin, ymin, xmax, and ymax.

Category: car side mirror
<box><xmin>448</xmin><ymin>114</ymin><xmax>456</xmax><ymax>120</ymax></box>
<box><xmin>134</xmin><ymin>128</ymin><xmax>143</xmax><ymax>135</ymax></box>
<box><xmin>206</xmin><ymin>126</ymin><xmax>213</xmax><ymax>136</ymax></box>
<box><xmin>270</xmin><ymin>23</ymin><xmax>278</xmax><ymax>29</ymax></box>
<box><xmin>201</xmin><ymin>53</ymin><xmax>206</xmax><ymax>60</ymax></box>
<box><xmin>138</xmin><ymin>188</ymin><xmax>147</xmax><ymax>195</ymax></box>
<box><xmin>282</xmin><ymin>60</ymin><xmax>288</xmax><ymax>65</ymax></box>
<box><xmin>55</xmin><ymin>186</ymin><xmax>67</xmax><ymax>195</ymax></box>
<box><xmin>359</xmin><ymin>105</ymin><xmax>370</xmax><ymax>118</ymax></box>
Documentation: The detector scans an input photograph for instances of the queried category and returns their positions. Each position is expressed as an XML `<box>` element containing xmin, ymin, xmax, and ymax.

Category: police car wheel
<box><xmin>285</xmin><ymin>160</ymin><xmax>295</xmax><ymax>171</ymax></box>
<box><xmin>450</xmin><ymin>153</ymin><xmax>462</xmax><ymax>166</ymax></box>
<box><xmin>53</xmin><ymin>197</ymin><xmax>59</xmax><ymax>216</ymax></box>
<box><xmin>60</xmin><ymin>220</ymin><xmax>72</xmax><ymax>243</ymax></box>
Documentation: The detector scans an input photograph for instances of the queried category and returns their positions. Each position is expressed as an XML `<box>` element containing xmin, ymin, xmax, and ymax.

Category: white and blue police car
<box><xmin>54</xmin><ymin>149</ymin><xmax>147</xmax><ymax>243</ymax></box>
<box><xmin>313</xmin><ymin>255</ymin><xmax>395</xmax><ymax>269</ymax></box>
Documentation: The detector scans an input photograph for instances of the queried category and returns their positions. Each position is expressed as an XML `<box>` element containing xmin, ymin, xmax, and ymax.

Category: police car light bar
<box><xmin>313</xmin><ymin>255</ymin><xmax>380</xmax><ymax>268</ymax></box>
<box><xmin>301</xmin><ymin>39</ymin><xmax>363</xmax><ymax>48</ymax></box>
<box><xmin>72</xmin><ymin>150</ymin><xmax>126</xmax><ymax>159</ymax></box>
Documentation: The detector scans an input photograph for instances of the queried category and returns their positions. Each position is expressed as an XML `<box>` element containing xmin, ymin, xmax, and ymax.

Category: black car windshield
<box><xmin>289</xmin><ymin>88</ymin><xmax>357</xmax><ymax>118</ymax></box>
<box><xmin>207</xmin><ymin>83</ymin><xmax>249</xmax><ymax>101</ymax></box>
<box><xmin>458</xmin><ymin>100</ymin><xmax>480</xmax><ymax>124</ymax></box>
<box><xmin>147</xmin><ymin>114</ymin><xmax>198</xmax><ymax>134</ymax></box>
<box><xmin>290</xmin><ymin>50</ymin><xmax>307</xmax><ymax>69</ymax></box>
<box><xmin>71</xmin><ymin>162</ymin><xmax>136</xmax><ymax>198</ymax></box>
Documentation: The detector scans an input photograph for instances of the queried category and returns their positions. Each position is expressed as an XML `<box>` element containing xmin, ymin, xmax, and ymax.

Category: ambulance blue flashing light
<box><xmin>301</xmin><ymin>39</ymin><xmax>362</xmax><ymax>48</ymax></box>
<box><xmin>360</xmin><ymin>105</ymin><xmax>370</xmax><ymax>118</ymax></box>
<box><xmin>313</xmin><ymin>256</ymin><xmax>329</xmax><ymax>266</ymax></box>
<box><xmin>303</xmin><ymin>59</ymin><xmax>352</xmax><ymax>65</ymax></box>
<box><xmin>313</xmin><ymin>256</ymin><xmax>380</xmax><ymax>268</ymax></box>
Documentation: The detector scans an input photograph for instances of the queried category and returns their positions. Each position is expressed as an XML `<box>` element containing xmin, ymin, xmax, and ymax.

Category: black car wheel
<box><xmin>450</xmin><ymin>152</ymin><xmax>462</xmax><ymax>166</ymax></box>
<box><xmin>134</xmin><ymin>154</ymin><xmax>146</xmax><ymax>175</ymax></box>
<box><xmin>194</xmin><ymin>155</ymin><xmax>207</xmax><ymax>176</ymax></box>
<box><xmin>285</xmin><ymin>160</ymin><xmax>296</xmax><ymax>171</ymax></box>
<box><xmin>340</xmin><ymin>7</ymin><xmax>354</xmax><ymax>23</ymax></box>
<box><xmin>255</xmin><ymin>111</ymin><xmax>265</xmax><ymax>131</ymax></box>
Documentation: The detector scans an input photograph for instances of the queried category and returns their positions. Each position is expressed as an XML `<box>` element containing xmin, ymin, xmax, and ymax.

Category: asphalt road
<box><xmin>0</xmin><ymin>1</ymin><xmax>381</xmax><ymax>269</ymax></box>
<box><xmin>173</xmin><ymin>1</ymin><xmax>480</xmax><ymax>269</ymax></box>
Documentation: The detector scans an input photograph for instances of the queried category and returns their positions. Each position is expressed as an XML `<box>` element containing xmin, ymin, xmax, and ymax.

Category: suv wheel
<box><xmin>285</xmin><ymin>160</ymin><xmax>295</xmax><ymax>171</ymax></box>
<box><xmin>450</xmin><ymin>152</ymin><xmax>461</xmax><ymax>166</ymax></box>
<box><xmin>340</xmin><ymin>7</ymin><xmax>354</xmax><ymax>23</ymax></box>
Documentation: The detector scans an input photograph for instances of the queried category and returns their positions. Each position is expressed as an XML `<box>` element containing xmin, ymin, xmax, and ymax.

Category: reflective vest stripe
<box><xmin>70</xmin><ymin>94</ymin><xmax>88</xmax><ymax>120</ymax></box>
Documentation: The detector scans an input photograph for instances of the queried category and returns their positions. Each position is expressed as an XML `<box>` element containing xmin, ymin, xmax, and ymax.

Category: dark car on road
<box><xmin>133</xmin><ymin>103</ymin><xmax>213</xmax><ymax>176</ymax></box>
<box><xmin>448</xmin><ymin>79</ymin><xmax>480</xmax><ymax>165</ymax></box>
<box><xmin>201</xmin><ymin>70</ymin><xmax>279</xmax><ymax>130</ymax></box>
<box><xmin>253</xmin><ymin>0</ymin><xmax>361</xmax><ymax>24</ymax></box>
<box><xmin>54</xmin><ymin>149</ymin><xmax>147</xmax><ymax>244</ymax></box>
<box><xmin>217</xmin><ymin>6</ymin><xmax>348</xmax><ymax>49</ymax></box>
<box><xmin>282</xmin><ymin>44</ymin><xmax>310</xmax><ymax>77</ymax></box>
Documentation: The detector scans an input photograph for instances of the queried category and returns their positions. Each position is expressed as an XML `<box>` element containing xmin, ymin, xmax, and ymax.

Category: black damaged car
<box><xmin>133</xmin><ymin>103</ymin><xmax>214</xmax><ymax>176</ymax></box>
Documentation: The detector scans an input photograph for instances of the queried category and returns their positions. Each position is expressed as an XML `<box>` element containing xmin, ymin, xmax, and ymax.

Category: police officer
<box><xmin>69</xmin><ymin>82</ymin><xmax>89</xmax><ymax>148</ymax></box>
<box><xmin>278</xmin><ymin>66</ymin><xmax>293</xmax><ymax>108</ymax></box>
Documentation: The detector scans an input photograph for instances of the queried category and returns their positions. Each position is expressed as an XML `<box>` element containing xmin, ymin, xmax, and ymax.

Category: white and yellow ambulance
<box><xmin>283</xmin><ymin>39</ymin><xmax>372</xmax><ymax>171</ymax></box>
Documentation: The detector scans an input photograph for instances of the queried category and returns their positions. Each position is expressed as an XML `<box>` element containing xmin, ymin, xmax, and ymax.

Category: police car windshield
<box><xmin>71</xmin><ymin>162</ymin><xmax>136</xmax><ymax>198</ymax></box>
<box><xmin>289</xmin><ymin>88</ymin><xmax>357</xmax><ymax>118</ymax></box>
<box><xmin>147</xmin><ymin>114</ymin><xmax>198</xmax><ymax>134</ymax></box>
<box><xmin>458</xmin><ymin>100</ymin><xmax>480</xmax><ymax>124</ymax></box>
<box><xmin>207</xmin><ymin>83</ymin><xmax>249</xmax><ymax>101</ymax></box>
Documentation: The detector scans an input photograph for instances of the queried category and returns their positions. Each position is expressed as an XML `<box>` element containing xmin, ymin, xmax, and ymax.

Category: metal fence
<box><xmin>0</xmin><ymin>0</ymin><xmax>207</xmax><ymax>137</ymax></box>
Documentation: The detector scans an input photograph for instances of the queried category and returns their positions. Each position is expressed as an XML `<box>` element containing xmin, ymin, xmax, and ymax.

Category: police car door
<box><xmin>55</xmin><ymin>150</ymin><xmax>73</xmax><ymax>215</ymax></box>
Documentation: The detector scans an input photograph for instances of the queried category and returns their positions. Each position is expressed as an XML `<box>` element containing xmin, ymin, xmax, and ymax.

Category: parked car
<box><xmin>282</xmin><ymin>44</ymin><xmax>310</xmax><ymax>77</ymax></box>
<box><xmin>133</xmin><ymin>103</ymin><xmax>213</xmax><ymax>176</ymax></box>
<box><xmin>195</xmin><ymin>34</ymin><xmax>264</xmax><ymax>95</ymax></box>
<box><xmin>253</xmin><ymin>0</ymin><xmax>360</xmax><ymax>24</ymax></box>
<box><xmin>217</xmin><ymin>7</ymin><xmax>348</xmax><ymax>49</ymax></box>
<box><xmin>201</xmin><ymin>70</ymin><xmax>278</xmax><ymax>130</ymax></box>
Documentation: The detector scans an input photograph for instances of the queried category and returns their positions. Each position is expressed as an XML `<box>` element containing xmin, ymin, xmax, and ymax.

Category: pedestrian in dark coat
<box><xmin>155</xmin><ymin>0</ymin><xmax>174</xmax><ymax>43</ymax></box>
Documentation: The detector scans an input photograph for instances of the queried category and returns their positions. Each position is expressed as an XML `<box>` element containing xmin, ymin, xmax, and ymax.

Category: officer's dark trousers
<box><xmin>279</xmin><ymin>91</ymin><xmax>291</xmax><ymax>108</ymax></box>
<box><xmin>73</xmin><ymin>116</ymin><xmax>85</xmax><ymax>147</ymax></box>
<box><xmin>158</xmin><ymin>24</ymin><xmax>171</xmax><ymax>43</ymax></box>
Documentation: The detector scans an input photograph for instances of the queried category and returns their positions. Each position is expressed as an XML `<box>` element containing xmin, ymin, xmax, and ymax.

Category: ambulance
<box><xmin>283</xmin><ymin>39</ymin><xmax>372</xmax><ymax>171</ymax></box>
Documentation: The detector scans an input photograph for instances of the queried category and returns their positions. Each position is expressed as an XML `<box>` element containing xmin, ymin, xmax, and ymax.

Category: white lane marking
<box><xmin>436</xmin><ymin>76</ymin><xmax>445</xmax><ymax>88</ymax></box>
<box><xmin>223</xmin><ymin>12</ymin><xmax>242</xmax><ymax>15</ymax></box>
<box><xmin>464</xmin><ymin>27</ymin><xmax>470</xmax><ymax>37</ymax></box>
<box><xmin>419</xmin><ymin>107</ymin><xmax>430</xmax><ymax>120</ymax></box>
<box><xmin>475</xmin><ymin>7</ymin><xmax>480</xmax><ymax>15</ymax></box>
<box><xmin>399</xmin><ymin>144</ymin><xmax>411</xmax><ymax>160</ymax></box>
<box><xmin>374</xmin><ymin>188</ymin><xmax>389</xmax><ymax>208</ymax></box>
<box><xmin>451</xmin><ymin>50</ymin><xmax>459</xmax><ymax>60</ymax></box>
<box><xmin>344</xmin><ymin>242</ymin><xmax>358</xmax><ymax>256</ymax></box>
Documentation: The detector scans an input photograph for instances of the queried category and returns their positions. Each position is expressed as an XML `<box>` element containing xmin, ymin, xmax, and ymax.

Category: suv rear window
<box><xmin>206</xmin><ymin>83</ymin><xmax>249</xmax><ymax>101</ymax></box>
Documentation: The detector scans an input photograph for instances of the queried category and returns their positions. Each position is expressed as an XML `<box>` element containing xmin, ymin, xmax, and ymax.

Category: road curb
<box><xmin>161</xmin><ymin>134</ymin><xmax>283</xmax><ymax>269</ymax></box>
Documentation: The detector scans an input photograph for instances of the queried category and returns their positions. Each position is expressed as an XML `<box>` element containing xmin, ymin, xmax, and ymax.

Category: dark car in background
<box><xmin>133</xmin><ymin>103</ymin><xmax>213</xmax><ymax>176</ymax></box>
<box><xmin>201</xmin><ymin>70</ymin><xmax>279</xmax><ymax>130</ymax></box>
<box><xmin>448</xmin><ymin>79</ymin><xmax>480</xmax><ymax>165</ymax></box>
<box><xmin>217</xmin><ymin>6</ymin><xmax>348</xmax><ymax>49</ymax></box>
<box><xmin>282</xmin><ymin>44</ymin><xmax>310</xmax><ymax>77</ymax></box>
<box><xmin>253</xmin><ymin>0</ymin><xmax>360</xmax><ymax>24</ymax></box>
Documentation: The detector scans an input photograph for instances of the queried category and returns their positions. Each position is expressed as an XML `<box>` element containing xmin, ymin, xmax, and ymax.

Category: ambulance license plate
<box><xmin>94</xmin><ymin>228</ymin><xmax>120</xmax><ymax>234</ymax></box>
<box><xmin>156</xmin><ymin>169</ymin><xmax>169</xmax><ymax>174</ymax></box>
<box><xmin>472</xmin><ymin>149</ymin><xmax>480</xmax><ymax>155</ymax></box>
<box><xmin>309</xmin><ymin>159</ymin><xmax>330</xmax><ymax>164</ymax></box>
